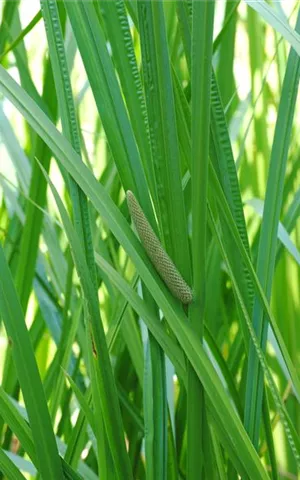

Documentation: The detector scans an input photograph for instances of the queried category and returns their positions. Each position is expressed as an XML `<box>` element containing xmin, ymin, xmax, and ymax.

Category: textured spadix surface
<box><xmin>126</xmin><ymin>190</ymin><xmax>193</xmax><ymax>304</ymax></box>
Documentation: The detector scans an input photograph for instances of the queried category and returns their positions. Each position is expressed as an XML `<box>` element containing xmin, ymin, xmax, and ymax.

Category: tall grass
<box><xmin>0</xmin><ymin>0</ymin><xmax>299</xmax><ymax>478</ymax></box>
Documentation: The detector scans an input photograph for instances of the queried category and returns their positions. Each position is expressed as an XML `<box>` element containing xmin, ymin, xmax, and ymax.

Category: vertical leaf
<box><xmin>244</xmin><ymin>9</ymin><xmax>300</xmax><ymax>448</ymax></box>
<box><xmin>188</xmin><ymin>1</ymin><xmax>215</xmax><ymax>479</ymax></box>
<box><xmin>0</xmin><ymin>244</ymin><xmax>64</xmax><ymax>479</ymax></box>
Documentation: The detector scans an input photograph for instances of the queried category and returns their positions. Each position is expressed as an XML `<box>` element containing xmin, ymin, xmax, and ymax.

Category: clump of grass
<box><xmin>0</xmin><ymin>0</ymin><xmax>299</xmax><ymax>479</ymax></box>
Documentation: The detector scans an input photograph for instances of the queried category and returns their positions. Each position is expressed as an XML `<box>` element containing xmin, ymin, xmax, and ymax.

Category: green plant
<box><xmin>0</xmin><ymin>0</ymin><xmax>299</xmax><ymax>478</ymax></box>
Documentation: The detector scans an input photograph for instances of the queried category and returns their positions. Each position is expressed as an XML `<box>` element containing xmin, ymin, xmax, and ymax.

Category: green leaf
<box><xmin>245</xmin><ymin>0</ymin><xmax>300</xmax><ymax>57</ymax></box>
<box><xmin>0</xmin><ymin>244</ymin><xmax>64</xmax><ymax>479</ymax></box>
<box><xmin>188</xmin><ymin>1</ymin><xmax>215</xmax><ymax>478</ymax></box>
<box><xmin>63</xmin><ymin>0</ymin><xmax>154</xmax><ymax>224</ymax></box>
<box><xmin>244</xmin><ymin>8</ymin><xmax>300</xmax><ymax>448</ymax></box>
<box><xmin>0</xmin><ymin>63</ymin><xmax>271</xmax><ymax>478</ymax></box>
<box><xmin>0</xmin><ymin>448</ymin><xmax>26</xmax><ymax>480</ymax></box>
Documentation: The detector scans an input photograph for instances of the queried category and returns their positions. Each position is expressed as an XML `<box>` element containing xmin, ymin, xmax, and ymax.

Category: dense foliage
<box><xmin>0</xmin><ymin>0</ymin><xmax>299</xmax><ymax>478</ymax></box>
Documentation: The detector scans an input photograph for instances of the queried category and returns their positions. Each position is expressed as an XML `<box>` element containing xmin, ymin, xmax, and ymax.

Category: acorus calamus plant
<box><xmin>0</xmin><ymin>0</ymin><xmax>299</xmax><ymax>479</ymax></box>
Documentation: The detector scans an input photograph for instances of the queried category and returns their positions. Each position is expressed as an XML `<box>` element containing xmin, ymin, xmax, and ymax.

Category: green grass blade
<box><xmin>0</xmin><ymin>0</ymin><xmax>20</xmax><ymax>54</ymax></box>
<box><xmin>208</xmin><ymin>205</ymin><xmax>300</xmax><ymax>468</ymax></box>
<box><xmin>0</xmin><ymin>10</ymin><xmax>42</xmax><ymax>62</ymax></box>
<box><xmin>137</xmin><ymin>0</ymin><xmax>191</xmax><ymax>280</ymax></box>
<box><xmin>0</xmin><ymin>26</ymin><xmax>61</xmax><ymax>446</ymax></box>
<box><xmin>244</xmin><ymin>8</ymin><xmax>300</xmax><ymax>448</ymax></box>
<box><xmin>216</xmin><ymin>0</ymin><xmax>239</xmax><ymax>118</ymax></box>
<box><xmin>63</xmin><ymin>0</ymin><xmax>154</xmax><ymax>224</ymax></box>
<box><xmin>247</xmin><ymin>6</ymin><xmax>269</xmax><ymax>198</ymax></box>
<box><xmin>95</xmin><ymin>253</ymin><xmax>187</xmax><ymax>383</ymax></box>
<box><xmin>245</xmin><ymin>0</ymin><xmax>300</xmax><ymax>56</ymax></box>
<box><xmin>188</xmin><ymin>1</ymin><xmax>214</xmax><ymax>478</ymax></box>
<box><xmin>0</xmin><ymin>386</ymin><xmax>36</xmax><ymax>464</ymax></box>
<box><xmin>64</xmin><ymin>373</ymin><xmax>97</xmax><ymax>435</ymax></box>
<box><xmin>14</xmin><ymin>57</ymin><xmax>58</xmax><ymax>313</ymax></box>
<box><xmin>0</xmin><ymin>387</ymin><xmax>87</xmax><ymax>479</ymax></box>
<box><xmin>247</xmin><ymin>197</ymin><xmax>300</xmax><ymax>266</ymax></box>
<box><xmin>0</xmin><ymin>244</ymin><xmax>64</xmax><ymax>479</ymax></box>
<box><xmin>176</xmin><ymin>0</ymin><xmax>191</xmax><ymax>70</ymax></box>
<box><xmin>40</xmin><ymin>0</ymin><xmax>103</xmax><ymax>435</ymax></box>
<box><xmin>98</xmin><ymin>0</ymin><xmax>157</xmax><ymax>203</ymax></box>
<box><xmin>143</xmin><ymin>335</ymin><xmax>167</xmax><ymax>480</ymax></box>
<box><xmin>210</xmin><ymin>72</ymin><xmax>251</xmax><ymax>259</ymax></box>
<box><xmin>209</xmin><ymin>164</ymin><xmax>300</xmax><ymax>402</ymax></box>
<box><xmin>95</xmin><ymin>257</ymin><xmax>268</xmax><ymax>477</ymax></box>
<box><xmin>213</xmin><ymin>1</ymin><xmax>240</xmax><ymax>55</ymax></box>
<box><xmin>0</xmin><ymin>448</ymin><xmax>26</xmax><ymax>480</ymax></box>
<box><xmin>38</xmin><ymin>163</ymin><xmax>133</xmax><ymax>479</ymax></box>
